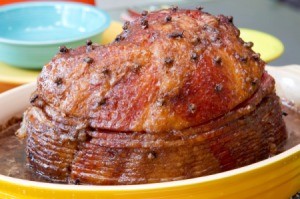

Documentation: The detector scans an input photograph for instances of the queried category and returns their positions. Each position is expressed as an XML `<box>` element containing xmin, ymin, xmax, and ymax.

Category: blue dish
<box><xmin>0</xmin><ymin>2</ymin><xmax>110</xmax><ymax>69</ymax></box>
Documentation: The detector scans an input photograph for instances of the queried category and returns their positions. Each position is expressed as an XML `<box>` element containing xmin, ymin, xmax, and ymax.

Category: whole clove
<box><xmin>240</xmin><ymin>56</ymin><xmax>248</xmax><ymax>63</ymax></box>
<box><xmin>115</xmin><ymin>35</ymin><xmax>125</xmax><ymax>42</ymax></box>
<box><xmin>196</xmin><ymin>6</ymin><xmax>203</xmax><ymax>11</ymax></box>
<box><xmin>54</xmin><ymin>77</ymin><xmax>63</xmax><ymax>86</ymax></box>
<box><xmin>122</xmin><ymin>21</ymin><xmax>130</xmax><ymax>30</ymax></box>
<box><xmin>227</xmin><ymin>16</ymin><xmax>233</xmax><ymax>23</ymax></box>
<box><xmin>141</xmin><ymin>18</ymin><xmax>149</xmax><ymax>29</ymax></box>
<box><xmin>102</xmin><ymin>68</ymin><xmax>111</xmax><ymax>76</ymax></box>
<box><xmin>141</xmin><ymin>10</ymin><xmax>148</xmax><ymax>16</ymax></box>
<box><xmin>215</xmin><ymin>83</ymin><xmax>223</xmax><ymax>92</ymax></box>
<box><xmin>213</xmin><ymin>56</ymin><xmax>222</xmax><ymax>65</ymax></box>
<box><xmin>148</xmin><ymin>151</ymin><xmax>157</xmax><ymax>159</ymax></box>
<box><xmin>84</xmin><ymin>57</ymin><xmax>93</xmax><ymax>64</ymax></box>
<box><xmin>98</xmin><ymin>98</ymin><xmax>107</xmax><ymax>106</ymax></box>
<box><xmin>244</xmin><ymin>42</ymin><xmax>254</xmax><ymax>48</ymax></box>
<box><xmin>168</xmin><ymin>31</ymin><xmax>183</xmax><ymax>38</ymax></box>
<box><xmin>171</xmin><ymin>5</ymin><xmax>178</xmax><ymax>12</ymax></box>
<box><xmin>59</xmin><ymin>45</ymin><xmax>68</xmax><ymax>53</ymax></box>
<box><xmin>188</xmin><ymin>103</ymin><xmax>197</xmax><ymax>113</ymax></box>
<box><xmin>252</xmin><ymin>53</ymin><xmax>261</xmax><ymax>61</ymax></box>
<box><xmin>86</xmin><ymin>39</ymin><xmax>92</xmax><ymax>46</ymax></box>
<box><xmin>30</xmin><ymin>94</ymin><xmax>38</xmax><ymax>104</ymax></box>
<box><xmin>165</xmin><ymin>15</ymin><xmax>172</xmax><ymax>22</ymax></box>
<box><xmin>164</xmin><ymin>57</ymin><xmax>174</xmax><ymax>65</ymax></box>
<box><xmin>191</xmin><ymin>52</ymin><xmax>198</xmax><ymax>60</ymax></box>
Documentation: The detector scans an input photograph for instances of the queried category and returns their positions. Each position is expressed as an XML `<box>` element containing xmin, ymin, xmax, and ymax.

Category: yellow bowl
<box><xmin>0</xmin><ymin>65</ymin><xmax>299</xmax><ymax>199</ymax></box>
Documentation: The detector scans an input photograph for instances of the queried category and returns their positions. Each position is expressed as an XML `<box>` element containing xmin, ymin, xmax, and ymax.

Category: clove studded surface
<box><xmin>17</xmin><ymin>8</ymin><xmax>287</xmax><ymax>185</ymax></box>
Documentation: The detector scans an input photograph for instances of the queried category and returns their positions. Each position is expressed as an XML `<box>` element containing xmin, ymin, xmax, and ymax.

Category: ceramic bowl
<box><xmin>0</xmin><ymin>21</ymin><xmax>122</xmax><ymax>93</ymax></box>
<box><xmin>0</xmin><ymin>2</ymin><xmax>110</xmax><ymax>69</ymax></box>
<box><xmin>0</xmin><ymin>66</ymin><xmax>299</xmax><ymax>199</ymax></box>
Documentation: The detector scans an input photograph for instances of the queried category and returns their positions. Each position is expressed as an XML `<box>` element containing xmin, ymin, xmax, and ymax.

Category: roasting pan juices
<box><xmin>0</xmin><ymin>6</ymin><xmax>299</xmax><ymax>199</ymax></box>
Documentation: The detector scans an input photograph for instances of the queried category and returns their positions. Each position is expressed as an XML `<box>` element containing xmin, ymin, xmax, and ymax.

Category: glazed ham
<box><xmin>17</xmin><ymin>8</ymin><xmax>287</xmax><ymax>185</ymax></box>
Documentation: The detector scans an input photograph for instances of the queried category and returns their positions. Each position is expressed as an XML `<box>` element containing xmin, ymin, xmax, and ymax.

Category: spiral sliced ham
<box><xmin>17</xmin><ymin>8</ymin><xmax>287</xmax><ymax>185</ymax></box>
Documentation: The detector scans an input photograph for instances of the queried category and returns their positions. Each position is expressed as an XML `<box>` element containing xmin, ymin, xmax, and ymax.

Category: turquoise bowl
<box><xmin>0</xmin><ymin>2</ymin><xmax>110</xmax><ymax>69</ymax></box>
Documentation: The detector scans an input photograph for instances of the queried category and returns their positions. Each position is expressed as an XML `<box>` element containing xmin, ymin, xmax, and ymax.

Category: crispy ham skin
<box><xmin>18</xmin><ymin>8</ymin><xmax>287</xmax><ymax>185</ymax></box>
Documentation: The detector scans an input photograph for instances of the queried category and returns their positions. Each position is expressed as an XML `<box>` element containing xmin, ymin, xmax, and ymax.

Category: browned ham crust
<box><xmin>17</xmin><ymin>8</ymin><xmax>287</xmax><ymax>185</ymax></box>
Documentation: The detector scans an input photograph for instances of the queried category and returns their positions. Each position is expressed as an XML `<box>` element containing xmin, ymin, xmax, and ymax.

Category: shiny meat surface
<box><xmin>20</xmin><ymin>72</ymin><xmax>286</xmax><ymax>184</ymax></box>
<box><xmin>17</xmin><ymin>8</ymin><xmax>286</xmax><ymax>185</ymax></box>
<box><xmin>37</xmin><ymin>9</ymin><xmax>264</xmax><ymax>133</ymax></box>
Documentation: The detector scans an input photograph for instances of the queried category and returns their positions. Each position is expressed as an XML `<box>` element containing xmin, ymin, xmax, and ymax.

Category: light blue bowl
<box><xmin>0</xmin><ymin>2</ymin><xmax>110</xmax><ymax>69</ymax></box>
